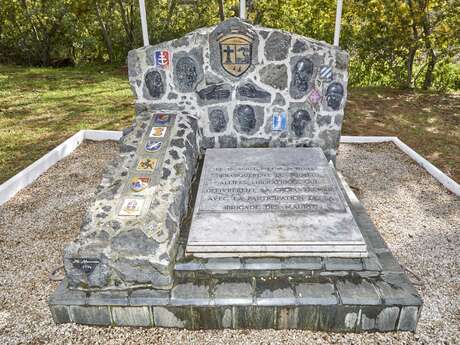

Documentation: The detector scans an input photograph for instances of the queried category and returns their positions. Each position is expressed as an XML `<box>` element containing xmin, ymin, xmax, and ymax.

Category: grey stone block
<box><xmin>336</xmin><ymin>279</ymin><xmax>381</xmax><ymax>305</ymax></box>
<box><xmin>276</xmin><ymin>307</ymin><xmax>299</xmax><ymax>329</ymax></box>
<box><xmin>153</xmin><ymin>306</ymin><xmax>193</xmax><ymax>328</ymax></box>
<box><xmin>233</xmin><ymin>306</ymin><xmax>275</xmax><ymax>329</ymax></box>
<box><xmin>111</xmin><ymin>306</ymin><xmax>152</xmax><ymax>326</ymax></box>
<box><xmin>376</xmin><ymin>306</ymin><xmax>400</xmax><ymax>331</ymax></box>
<box><xmin>376</xmin><ymin>273</ymin><xmax>422</xmax><ymax>306</ymax></box>
<box><xmin>49</xmin><ymin>281</ymin><xmax>86</xmax><ymax>306</ymax></box>
<box><xmin>87</xmin><ymin>290</ymin><xmax>128</xmax><ymax>306</ymax></box>
<box><xmin>69</xmin><ymin>306</ymin><xmax>111</xmax><ymax>326</ymax></box>
<box><xmin>50</xmin><ymin>305</ymin><xmax>70</xmax><ymax>324</ymax></box>
<box><xmin>244</xmin><ymin>258</ymin><xmax>283</xmax><ymax>270</ymax></box>
<box><xmin>284</xmin><ymin>257</ymin><xmax>322</xmax><ymax>270</ymax></box>
<box><xmin>214</xmin><ymin>281</ymin><xmax>253</xmax><ymax>305</ymax></box>
<box><xmin>129</xmin><ymin>288</ymin><xmax>169</xmax><ymax>306</ymax></box>
<box><xmin>398</xmin><ymin>306</ymin><xmax>419</xmax><ymax>331</ymax></box>
<box><xmin>191</xmin><ymin>306</ymin><xmax>233</xmax><ymax>329</ymax></box>
<box><xmin>362</xmin><ymin>255</ymin><xmax>382</xmax><ymax>271</ymax></box>
<box><xmin>295</xmin><ymin>282</ymin><xmax>337</xmax><ymax>305</ymax></box>
<box><xmin>377</xmin><ymin>251</ymin><xmax>403</xmax><ymax>272</ymax></box>
<box><xmin>325</xmin><ymin>258</ymin><xmax>363</xmax><ymax>271</ymax></box>
<box><xmin>255</xmin><ymin>277</ymin><xmax>296</xmax><ymax>306</ymax></box>
<box><xmin>205</xmin><ymin>258</ymin><xmax>242</xmax><ymax>271</ymax></box>
<box><xmin>171</xmin><ymin>282</ymin><xmax>210</xmax><ymax>305</ymax></box>
<box><xmin>334</xmin><ymin>306</ymin><xmax>360</xmax><ymax>332</ymax></box>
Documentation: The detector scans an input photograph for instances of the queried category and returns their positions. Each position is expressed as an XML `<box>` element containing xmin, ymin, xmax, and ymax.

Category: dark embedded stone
<box><xmin>96</xmin><ymin>213</ymin><xmax>107</xmax><ymax>219</ymax></box>
<box><xmin>264</xmin><ymin>31</ymin><xmax>291</xmax><ymax>61</ymax></box>
<box><xmin>319</xmin><ymin>129</ymin><xmax>340</xmax><ymax>149</ymax></box>
<box><xmin>273</xmin><ymin>93</ymin><xmax>286</xmax><ymax>106</ymax></box>
<box><xmin>197</xmin><ymin>84</ymin><xmax>231</xmax><ymax>101</ymax></box>
<box><xmin>291</xmin><ymin>57</ymin><xmax>314</xmax><ymax>98</ymax></box>
<box><xmin>236</xmin><ymin>82</ymin><xmax>271</xmax><ymax>103</ymax></box>
<box><xmin>260</xmin><ymin>64</ymin><xmax>288</xmax><ymax>90</ymax></box>
<box><xmin>162</xmin><ymin>167</ymin><xmax>171</xmax><ymax>179</ymax></box>
<box><xmin>234</xmin><ymin>105</ymin><xmax>256</xmax><ymax>134</ymax></box>
<box><xmin>170</xmin><ymin>138</ymin><xmax>185</xmax><ymax>148</ymax></box>
<box><xmin>169</xmin><ymin>149</ymin><xmax>179</xmax><ymax>160</ymax></box>
<box><xmin>168</xmin><ymin>92</ymin><xmax>178</xmax><ymax>99</ymax></box>
<box><xmin>208</xmin><ymin>109</ymin><xmax>227</xmax><ymax>133</ymax></box>
<box><xmin>175</xmin><ymin>56</ymin><xmax>198</xmax><ymax>92</ymax></box>
<box><xmin>97</xmin><ymin>230</ymin><xmax>110</xmax><ymax>242</ymax></box>
<box><xmin>110</xmin><ymin>220</ymin><xmax>121</xmax><ymax>231</ymax></box>
<box><xmin>334</xmin><ymin>114</ymin><xmax>343</xmax><ymax>126</ymax></box>
<box><xmin>336</xmin><ymin>51</ymin><xmax>349</xmax><ymax>70</ymax></box>
<box><xmin>219</xmin><ymin>135</ymin><xmax>237</xmax><ymax>148</ymax></box>
<box><xmin>326</xmin><ymin>82</ymin><xmax>344</xmax><ymax>110</ymax></box>
<box><xmin>259</xmin><ymin>30</ymin><xmax>269</xmax><ymax>39</ymax></box>
<box><xmin>317</xmin><ymin>115</ymin><xmax>332</xmax><ymax>127</ymax></box>
<box><xmin>113</xmin><ymin>258</ymin><xmax>172</xmax><ymax>287</ymax></box>
<box><xmin>291</xmin><ymin>109</ymin><xmax>311</xmax><ymax>137</ymax></box>
<box><xmin>111</xmin><ymin>229</ymin><xmax>159</xmax><ymax>256</ymax></box>
<box><xmin>144</xmin><ymin>70</ymin><xmax>164</xmax><ymax>99</ymax></box>
<box><xmin>202</xmin><ymin>136</ymin><xmax>216</xmax><ymax>149</ymax></box>
<box><xmin>292</xmin><ymin>39</ymin><xmax>307</xmax><ymax>53</ymax></box>
<box><xmin>120</xmin><ymin>144</ymin><xmax>136</xmax><ymax>153</ymax></box>
<box><xmin>122</xmin><ymin>126</ymin><xmax>134</xmax><ymax>137</ymax></box>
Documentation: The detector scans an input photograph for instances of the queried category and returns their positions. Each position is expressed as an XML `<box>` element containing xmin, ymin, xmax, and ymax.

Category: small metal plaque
<box><xmin>72</xmin><ymin>258</ymin><xmax>100</xmax><ymax>274</ymax></box>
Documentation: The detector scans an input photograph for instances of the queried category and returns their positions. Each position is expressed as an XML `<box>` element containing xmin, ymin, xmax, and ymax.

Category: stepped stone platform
<box><xmin>49</xmin><ymin>171</ymin><xmax>422</xmax><ymax>331</ymax></box>
<box><xmin>49</xmin><ymin>18</ymin><xmax>422</xmax><ymax>331</ymax></box>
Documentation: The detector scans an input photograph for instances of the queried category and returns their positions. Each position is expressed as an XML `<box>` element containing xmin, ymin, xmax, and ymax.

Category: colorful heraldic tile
<box><xmin>145</xmin><ymin>139</ymin><xmax>162</xmax><ymax>152</ymax></box>
<box><xmin>319</xmin><ymin>65</ymin><xmax>333</xmax><ymax>81</ymax></box>
<box><xmin>307</xmin><ymin>87</ymin><xmax>322</xmax><ymax>105</ymax></box>
<box><xmin>272</xmin><ymin>112</ymin><xmax>287</xmax><ymax>131</ymax></box>
<box><xmin>130</xmin><ymin>176</ymin><xmax>151</xmax><ymax>192</ymax></box>
<box><xmin>155</xmin><ymin>50</ymin><xmax>170</xmax><ymax>69</ymax></box>
<box><xmin>119</xmin><ymin>198</ymin><xmax>145</xmax><ymax>216</ymax></box>
<box><xmin>219</xmin><ymin>33</ymin><xmax>252</xmax><ymax>77</ymax></box>
<box><xmin>149</xmin><ymin>126</ymin><xmax>167</xmax><ymax>138</ymax></box>
<box><xmin>136</xmin><ymin>158</ymin><xmax>157</xmax><ymax>172</ymax></box>
<box><xmin>154</xmin><ymin>114</ymin><xmax>171</xmax><ymax>125</ymax></box>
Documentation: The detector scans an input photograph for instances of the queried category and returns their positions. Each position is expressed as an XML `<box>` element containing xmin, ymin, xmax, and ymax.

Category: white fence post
<box><xmin>139</xmin><ymin>0</ymin><xmax>150</xmax><ymax>46</ymax></box>
<box><xmin>333</xmin><ymin>0</ymin><xmax>343</xmax><ymax>47</ymax></box>
<box><xmin>240</xmin><ymin>0</ymin><xmax>246</xmax><ymax>20</ymax></box>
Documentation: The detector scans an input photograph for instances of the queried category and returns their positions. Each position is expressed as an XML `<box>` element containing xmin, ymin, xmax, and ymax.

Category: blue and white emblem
<box><xmin>154</xmin><ymin>50</ymin><xmax>170</xmax><ymax>69</ymax></box>
<box><xmin>319</xmin><ymin>66</ymin><xmax>333</xmax><ymax>81</ymax></box>
<box><xmin>145</xmin><ymin>139</ymin><xmax>162</xmax><ymax>152</ymax></box>
<box><xmin>272</xmin><ymin>112</ymin><xmax>287</xmax><ymax>131</ymax></box>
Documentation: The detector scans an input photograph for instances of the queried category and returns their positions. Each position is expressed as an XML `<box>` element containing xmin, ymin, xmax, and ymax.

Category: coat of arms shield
<box><xmin>219</xmin><ymin>34</ymin><xmax>252</xmax><ymax>77</ymax></box>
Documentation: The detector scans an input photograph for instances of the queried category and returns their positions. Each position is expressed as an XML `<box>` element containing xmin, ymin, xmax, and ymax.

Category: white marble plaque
<box><xmin>186</xmin><ymin>148</ymin><xmax>368</xmax><ymax>257</ymax></box>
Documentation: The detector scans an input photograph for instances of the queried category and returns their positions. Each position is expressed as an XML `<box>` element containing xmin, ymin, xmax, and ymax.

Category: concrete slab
<box><xmin>187</xmin><ymin>148</ymin><xmax>368</xmax><ymax>257</ymax></box>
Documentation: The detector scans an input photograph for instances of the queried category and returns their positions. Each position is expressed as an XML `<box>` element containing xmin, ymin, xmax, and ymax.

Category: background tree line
<box><xmin>0</xmin><ymin>0</ymin><xmax>458</xmax><ymax>90</ymax></box>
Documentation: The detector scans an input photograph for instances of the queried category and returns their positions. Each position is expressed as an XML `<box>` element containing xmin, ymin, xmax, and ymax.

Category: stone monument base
<box><xmin>49</xmin><ymin>172</ymin><xmax>422</xmax><ymax>332</ymax></box>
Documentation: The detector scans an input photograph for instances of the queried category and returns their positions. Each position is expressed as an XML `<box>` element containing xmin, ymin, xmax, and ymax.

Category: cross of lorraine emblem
<box><xmin>218</xmin><ymin>33</ymin><xmax>253</xmax><ymax>77</ymax></box>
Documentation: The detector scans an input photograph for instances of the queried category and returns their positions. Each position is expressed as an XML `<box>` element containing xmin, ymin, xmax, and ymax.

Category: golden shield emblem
<box><xmin>219</xmin><ymin>34</ymin><xmax>252</xmax><ymax>77</ymax></box>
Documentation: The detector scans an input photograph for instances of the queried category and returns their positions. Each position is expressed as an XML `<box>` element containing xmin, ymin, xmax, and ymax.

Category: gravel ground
<box><xmin>0</xmin><ymin>140</ymin><xmax>459</xmax><ymax>345</ymax></box>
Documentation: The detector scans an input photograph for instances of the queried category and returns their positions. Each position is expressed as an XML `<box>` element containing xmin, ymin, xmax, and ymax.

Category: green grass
<box><xmin>0</xmin><ymin>65</ymin><xmax>134</xmax><ymax>183</ymax></box>
<box><xmin>0</xmin><ymin>65</ymin><xmax>459</xmax><ymax>184</ymax></box>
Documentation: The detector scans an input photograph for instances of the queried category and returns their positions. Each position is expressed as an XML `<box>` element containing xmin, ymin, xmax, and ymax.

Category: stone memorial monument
<box><xmin>49</xmin><ymin>18</ymin><xmax>422</xmax><ymax>332</ymax></box>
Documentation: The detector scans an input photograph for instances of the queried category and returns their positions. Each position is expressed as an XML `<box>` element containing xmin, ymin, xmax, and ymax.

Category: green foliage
<box><xmin>0</xmin><ymin>0</ymin><xmax>458</xmax><ymax>90</ymax></box>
